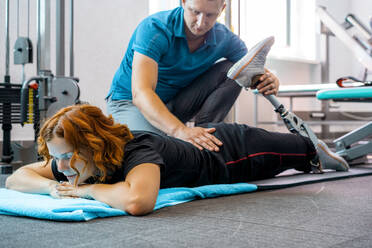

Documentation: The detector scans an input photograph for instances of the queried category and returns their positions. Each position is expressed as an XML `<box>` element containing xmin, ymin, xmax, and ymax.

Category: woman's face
<box><xmin>47</xmin><ymin>136</ymin><xmax>95</xmax><ymax>185</ymax></box>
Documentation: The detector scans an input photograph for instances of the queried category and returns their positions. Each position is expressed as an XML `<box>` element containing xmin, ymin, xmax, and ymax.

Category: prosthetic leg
<box><xmin>227</xmin><ymin>37</ymin><xmax>349</xmax><ymax>172</ymax></box>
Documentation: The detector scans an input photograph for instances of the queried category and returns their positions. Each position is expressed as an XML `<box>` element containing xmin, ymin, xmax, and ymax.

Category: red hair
<box><xmin>38</xmin><ymin>104</ymin><xmax>133</xmax><ymax>183</ymax></box>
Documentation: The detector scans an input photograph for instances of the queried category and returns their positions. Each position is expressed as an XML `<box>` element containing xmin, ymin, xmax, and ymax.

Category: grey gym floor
<box><xmin>1</xmin><ymin>168</ymin><xmax>372</xmax><ymax>248</ymax></box>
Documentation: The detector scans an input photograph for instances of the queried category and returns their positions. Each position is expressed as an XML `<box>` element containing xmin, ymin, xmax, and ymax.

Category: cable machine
<box><xmin>0</xmin><ymin>0</ymin><xmax>80</xmax><ymax>174</ymax></box>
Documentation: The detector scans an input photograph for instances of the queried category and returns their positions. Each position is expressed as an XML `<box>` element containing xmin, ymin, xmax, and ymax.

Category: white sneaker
<box><xmin>316</xmin><ymin>140</ymin><xmax>350</xmax><ymax>172</ymax></box>
<box><xmin>227</xmin><ymin>36</ymin><xmax>275</xmax><ymax>89</ymax></box>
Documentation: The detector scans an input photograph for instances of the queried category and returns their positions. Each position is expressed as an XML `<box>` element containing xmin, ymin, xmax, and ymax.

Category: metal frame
<box><xmin>70</xmin><ymin>0</ymin><xmax>74</xmax><ymax>77</ymax></box>
<box><xmin>37</xmin><ymin>0</ymin><xmax>51</xmax><ymax>74</ymax></box>
<box><xmin>317</xmin><ymin>6</ymin><xmax>372</xmax><ymax>69</ymax></box>
<box><xmin>286</xmin><ymin>0</ymin><xmax>291</xmax><ymax>46</ymax></box>
<box><xmin>56</xmin><ymin>0</ymin><xmax>65</xmax><ymax>76</ymax></box>
<box><xmin>1</xmin><ymin>0</ymin><xmax>13</xmax><ymax>172</ymax></box>
<box><xmin>320</xmin><ymin>20</ymin><xmax>331</xmax><ymax>138</ymax></box>
<box><xmin>334</xmin><ymin>122</ymin><xmax>372</xmax><ymax>161</ymax></box>
<box><xmin>0</xmin><ymin>0</ymin><xmax>78</xmax><ymax>173</ymax></box>
<box><xmin>5</xmin><ymin>0</ymin><xmax>10</xmax><ymax>77</ymax></box>
<box><xmin>345</xmin><ymin>14</ymin><xmax>372</xmax><ymax>45</ymax></box>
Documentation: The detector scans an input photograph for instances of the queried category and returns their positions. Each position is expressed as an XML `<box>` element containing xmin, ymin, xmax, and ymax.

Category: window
<box><xmin>148</xmin><ymin>0</ymin><xmax>317</xmax><ymax>61</ymax></box>
<box><xmin>233</xmin><ymin>0</ymin><xmax>288</xmax><ymax>48</ymax></box>
<box><xmin>232</xmin><ymin>0</ymin><xmax>316</xmax><ymax>61</ymax></box>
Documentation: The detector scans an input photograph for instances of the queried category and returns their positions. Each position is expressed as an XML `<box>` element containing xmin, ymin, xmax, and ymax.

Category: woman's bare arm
<box><xmin>56</xmin><ymin>163</ymin><xmax>161</xmax><ymax>216</ymax></box>
<box><xmin>5</xmin><ymin>161</ymin><xmax>58</xmax><ymax>195</ymax></box>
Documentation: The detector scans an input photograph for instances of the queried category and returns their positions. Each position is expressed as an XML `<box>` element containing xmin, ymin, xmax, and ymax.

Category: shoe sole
<box><xmin>230</xmin><ymin>37</ymin><xmax>274</xmax><ymax>80</ymax></box>
<box><xmin>317</xmin><ymin>142</ymin><xmax>349</xmax><ymax>171</ymax></box>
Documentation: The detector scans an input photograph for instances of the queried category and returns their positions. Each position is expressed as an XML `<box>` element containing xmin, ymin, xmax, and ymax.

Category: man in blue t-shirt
<box><xmin>107</xmin><ymin>0</ymin><xmax>279</xmax><ymax>152</ymax></box>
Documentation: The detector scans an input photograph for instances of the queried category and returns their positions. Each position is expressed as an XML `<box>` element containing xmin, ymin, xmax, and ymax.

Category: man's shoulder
<box><xmin>211</xmin><ymin>22</ymin><xmax>245</xmax><ymax>54</ymax></box>
<box><xmin>213</xmin><ymin>22</ymin><xmax>235</xmax><ymax>37</ymax></box>
<box><xmin>213</xmin><ymin>22</ymin><xmax>230</xmax><ymax>31</ymax></box>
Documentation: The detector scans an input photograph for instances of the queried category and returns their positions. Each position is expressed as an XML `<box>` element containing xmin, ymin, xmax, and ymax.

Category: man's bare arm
<box><xmin>131</xmin><ymin>52</ymin><xmax>222</xmax><ymax>151</ymax></box>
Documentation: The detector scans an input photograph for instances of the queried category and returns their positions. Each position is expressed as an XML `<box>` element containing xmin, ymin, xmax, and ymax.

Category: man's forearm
<box><xmin>133</xmin><ymin>89</ymin><xmax>185</xmax><ymax>136</ymax></box>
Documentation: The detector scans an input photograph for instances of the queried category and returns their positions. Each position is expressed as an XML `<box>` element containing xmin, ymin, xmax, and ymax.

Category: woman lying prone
<box><xmin>6</xmin><ymin>104</ymin><xmax>348</xmax><ymax>215</ymax></box>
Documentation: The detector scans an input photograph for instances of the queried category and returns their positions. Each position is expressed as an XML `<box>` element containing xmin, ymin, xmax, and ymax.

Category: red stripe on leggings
<box><xmin>225</xmin><ymin>152</ymin><xmax>308</xmax><ymax>165</ymax></box>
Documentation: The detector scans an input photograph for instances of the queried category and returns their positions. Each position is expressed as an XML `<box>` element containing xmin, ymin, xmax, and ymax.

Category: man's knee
<box><xmin>208</xmin><ymin>60</ymin><xmax>234</xmax><ymax>75</ymax></box>
<box><xmin>107</xmin><ymin>100</ymin><xmax>163</xmax><ymax>133</ymax></box>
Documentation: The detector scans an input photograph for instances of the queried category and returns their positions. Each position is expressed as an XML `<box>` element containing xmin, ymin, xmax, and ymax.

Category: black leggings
<box><xmin>205</xmin><ymin>123</ymin><xmax>317</xmax><ymax>182</ymax></box>
<box><xmin>166</xmin><ymin>60</ymin><xmax>241</xmax><ymax>125</ymax></box>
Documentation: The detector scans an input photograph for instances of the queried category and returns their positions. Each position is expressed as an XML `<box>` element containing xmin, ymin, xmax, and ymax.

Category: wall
<box><xmin>75</xmin><ymin>0</ymin><xmax>148</xmax><ymax>111</ymax></box>
<box><xmin>0</xmin><ymin>0</ymin><xmax>148</xmax><ymax>141</ymax></box>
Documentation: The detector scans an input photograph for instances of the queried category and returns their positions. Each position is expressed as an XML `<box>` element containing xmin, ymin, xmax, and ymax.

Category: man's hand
<box><xmin>252</xmin><ymin>68</ymin><xmax>279</xmax><ymax>95</ymax></box>
<box><xmin>173</xmin><ymin>126</ymin><xmax>223</xmax><ymax>152</ymax></box>
<box><xmin>52</xmin><ymin>182</ymin><xmax>93</xmax><ymax>199</ymax></box>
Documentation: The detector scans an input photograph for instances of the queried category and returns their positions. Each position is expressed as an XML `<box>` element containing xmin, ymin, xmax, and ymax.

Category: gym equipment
<box><xmin>317</xmin><ymin>7</ymin><xmax>372</xmax><ymax>71</ymax></box>
<box><xmin>0</xmin><ymin>0</ymin><xmax>20</xmax><ymax>174</ymax></box>
<box><xmin>317</xmin><ymin>7</ymin><xmax>372</xmax><ymax>79</ymax></box>
<box><xmin>315</xmin><ymin>7</ymin><xmax>372</xmax><ymax>162</ymax></box>
<box><xmin>14</xmin><ymin>37</ymin><xmax>33</xmax><ymax>66</ymax></box>
<box><xmin>336</xmin><ymin>77</ymin><xmax>372</xmax><ymax>88</ymax></box>
<box><xmin>13</xmin><ymin>0</ymin><xmax>33</xmax><ymax>71</ymax></box>
<box><xmin>317</xmin><ymin>88</ymin><xmax>372</xmax><ymax>161</ymax></box>
<box><xmin>0</xmin><ymin>0</ymin><xmax>81</xmax><ymax>174</ymax></box>
<box><xmin>20</xmin><ymin>0</ymin><xmax>81</xmax><ymax>147</ymax></box>
<box><xmin>20</xmin><ymin>72</ymin><xmax>80</xmax><ymax>126</ymax></box>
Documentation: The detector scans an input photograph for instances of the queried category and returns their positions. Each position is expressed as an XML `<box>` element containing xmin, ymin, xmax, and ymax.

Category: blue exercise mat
<box><xmin>2</xmin><ymin>167</ymin><xmax>371</xmax><ymax>222</ymax></box>
<box><xmin>0</xmin><ymin>183</ymin><xmax>258</xmax><ymax>221</ymax></box>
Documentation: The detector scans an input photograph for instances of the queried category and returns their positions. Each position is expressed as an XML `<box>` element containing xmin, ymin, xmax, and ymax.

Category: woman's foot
<box><xmin>311</xmin><ymin>140</ymin><xmax>350</xmax><ymax>172</ymax></box>
<box><xmin>227</xmin><ymin>36</ymin><xmax>275</xmax><ymax>89</ymax></box>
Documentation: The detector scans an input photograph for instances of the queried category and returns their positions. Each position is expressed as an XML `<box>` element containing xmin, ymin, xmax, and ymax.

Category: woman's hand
<box><xmin>51</xmin><ymin>181</ymin><xmax>93</xmax><ymax>199</ymax></box>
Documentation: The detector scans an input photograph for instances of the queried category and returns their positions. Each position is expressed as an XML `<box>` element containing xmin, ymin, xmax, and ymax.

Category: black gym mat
<box><xmin>250</xmin><ymin>166</ymin><xmax>372</xmax><ymax>190</ymax></box>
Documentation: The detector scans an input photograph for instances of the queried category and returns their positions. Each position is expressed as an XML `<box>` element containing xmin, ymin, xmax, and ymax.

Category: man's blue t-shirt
<box><xmin>107</xmin><ymin>7</ymin><xmax>247</xmax><ymax>103</ymax></box>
